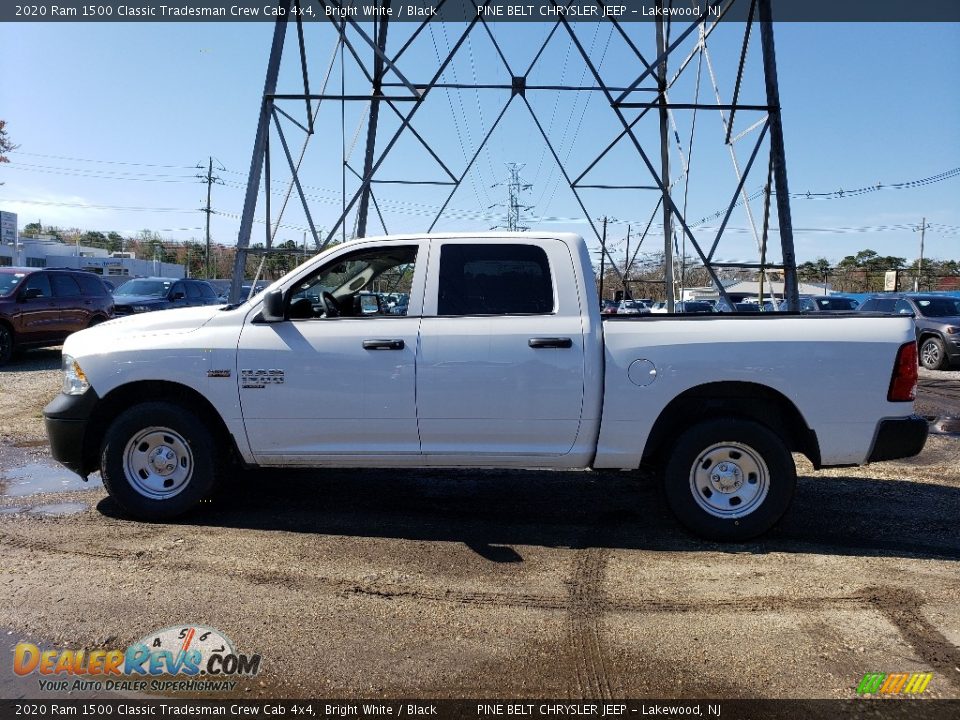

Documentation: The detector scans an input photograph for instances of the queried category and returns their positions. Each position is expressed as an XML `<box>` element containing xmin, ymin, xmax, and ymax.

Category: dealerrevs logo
<box><xmin>13</xmin><ymin>625</ymin><xmax>262</xmax><ymax>693</ymax></box>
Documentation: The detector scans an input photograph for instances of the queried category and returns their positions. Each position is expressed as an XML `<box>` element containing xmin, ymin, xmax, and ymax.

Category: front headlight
<box><xmin>62</xmin><ymin>354</ymin><xmax>90</xmax><ymax>395</ymax></box>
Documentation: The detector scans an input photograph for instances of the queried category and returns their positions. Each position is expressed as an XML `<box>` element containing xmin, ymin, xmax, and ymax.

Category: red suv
<box><xmin>0</xmin><ymin>267</ymin><xmax>115</xmax><ymax>365</ymax></box>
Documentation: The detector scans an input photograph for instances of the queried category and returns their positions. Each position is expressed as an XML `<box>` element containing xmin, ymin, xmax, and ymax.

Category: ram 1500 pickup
<box><xmin>43</xmin><ymin>233</ymin><xmax>928</xmax><ymax>540</ymax></box>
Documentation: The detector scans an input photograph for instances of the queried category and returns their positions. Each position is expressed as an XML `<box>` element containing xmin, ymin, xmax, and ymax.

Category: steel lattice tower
<box><xmin>229</xmin><ymin>0</ymin><xmax>799</xmax><ymax>310</ymax></box>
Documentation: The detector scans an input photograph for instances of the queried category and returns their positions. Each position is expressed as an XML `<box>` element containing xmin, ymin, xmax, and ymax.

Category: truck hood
<box><xmin>102</xmin><ymin>304</ymin><xmax>222</xmax><ymax>333</ymax></box>
<box><xmin>64</xmin><ymin>305</ymin><xmax>224</xmax><ymax>360</ymax></box>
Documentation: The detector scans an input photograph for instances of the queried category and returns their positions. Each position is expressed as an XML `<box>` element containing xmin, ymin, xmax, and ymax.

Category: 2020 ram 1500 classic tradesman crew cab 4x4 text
<box><xmin>43</xmin><ymin>233</ymin><xmax>927</xmax><ymax>540</ymax></box>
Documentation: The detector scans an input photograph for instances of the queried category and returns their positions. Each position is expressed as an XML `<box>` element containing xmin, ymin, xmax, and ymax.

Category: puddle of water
<box><xmin>927</xmin><ymin>416</ymin><xmax>960</xmax><ymax>436</ymax></box>
<box><xmin>28</xmin><ymin>503</ymin><xmax>88</xmax><ymax>516</ymax></box>
<box><xmin>0</xmin><ymin>463</ymin><xmax>103</xmax><ymax>497</ymax></box>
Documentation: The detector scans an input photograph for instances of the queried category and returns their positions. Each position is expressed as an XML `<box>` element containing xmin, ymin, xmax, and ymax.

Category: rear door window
<box><xmin>51</xmin><ymin>274</ymin><xmax>82</xmax><ymax>298</ymax></box>
<box><xmin>437</xmin><ymin>244</ymin><xmax>554</xmax><ymax>316</ymax></box>
<box><xmin>75</xmin><ymin>274</ymin><xmax>108</xmax><ymax>297</ymax></box>
<box><xmin>186</xmin><ymin>282</ymin><xmax>203</xmax><ymax>301</ymax></box>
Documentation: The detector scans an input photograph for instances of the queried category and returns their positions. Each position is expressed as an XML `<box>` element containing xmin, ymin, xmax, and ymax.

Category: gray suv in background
<box><xmin>859</xmin><ymin>293</ymin><xmax>960</xmax><ymax>370</ymax></box>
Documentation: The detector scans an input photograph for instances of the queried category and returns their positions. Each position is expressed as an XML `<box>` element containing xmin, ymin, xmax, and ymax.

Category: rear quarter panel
<box><xmin>595</xmin><ymin>314</ymin><xmax>918</xmax><ymax>468</ymax></box>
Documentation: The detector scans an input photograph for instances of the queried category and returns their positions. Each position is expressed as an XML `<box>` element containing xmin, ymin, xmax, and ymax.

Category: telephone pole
<box><xmin>914</xmin><ymin>217</ymin><xmax>927</xmax><ymax>291</ymax></box>
<box><xmin>197</xmin><ymin>156</ymin><xmax>224</xmax><ymax>278</ymax></box>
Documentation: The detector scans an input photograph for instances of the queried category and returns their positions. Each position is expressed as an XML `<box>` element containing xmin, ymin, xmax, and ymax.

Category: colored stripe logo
<box><xmin>857</xmin><ymin>672</ymin><xmax>932</xmax><ymax>695</ymax></box>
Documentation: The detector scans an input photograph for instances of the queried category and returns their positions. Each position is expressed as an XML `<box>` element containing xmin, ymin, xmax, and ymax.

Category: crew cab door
<box><xmin>416</xmin><ymin>240</ymin><xmax>586</xmax><ymax>457</ymax></box>
<box><xmin>236</xmin><ymin>241</ymin><xmax>425</xmax><ymax>462</ymax></box>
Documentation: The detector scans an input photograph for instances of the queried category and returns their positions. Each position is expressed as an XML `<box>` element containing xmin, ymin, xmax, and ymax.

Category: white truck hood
<box><xmin>63</xmin><ymin>305</ymin><xmax>224</xmax><ymax>358</ymax></box>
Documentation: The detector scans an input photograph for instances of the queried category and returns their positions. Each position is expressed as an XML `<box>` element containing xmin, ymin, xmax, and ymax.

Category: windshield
<box><xmin>0</xmin><ymin>273</ymin><xmax>26</xmax><ymax>296</ymax></box>
<box><xmin>115</xmin><ymin>279</ymin><xmax>173</xmax><ymax>298</ymax></box>
<box><xmin>914</xmin><ymin>297</ymin><xmax>960</xmax><ymax>318</ymax></box>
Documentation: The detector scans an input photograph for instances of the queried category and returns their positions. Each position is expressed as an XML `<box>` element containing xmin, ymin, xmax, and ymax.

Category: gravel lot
<box><xmin>1</xmin><ymin>347</ymin><xmax>958</xmax><ymax>702</ymax></box>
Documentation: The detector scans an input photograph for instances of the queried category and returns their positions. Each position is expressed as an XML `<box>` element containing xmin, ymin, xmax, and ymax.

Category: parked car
<box><xmin>45</xmin><ymin>232</ymin><xmax>925</xmax><ymax>541</ymax></box>
<box><xmin>112</xmin><ymin>277</ymin><xmax>221</xmax><ymax>316</ymax></box>
<box><xmin>674</xmin><ymin>301</ymin><xmax>715</xmax><ymax>314</ymax></box>
<box><xmin>617</xmin><ymin>299</ymin><xmax>649</xmax><ymax>315</ymax></box>
<box><xmin>796</xmin><ymin>295</ymin><xmax>860</xmax><ymax>312</ymax></box>
<box><xmin>600</xmin><ymin>299</ymin><xmax>619</xmax><ymax>315</ymax></box>
<box><xmin>859</xmin><ymin>293</ymin><xmax>960</xmax><ymax>370</ymax></box>
<box><xmin>0</xmin><ymin>267</ymin><xmax>114</xmax><ymax>365</ymax></box>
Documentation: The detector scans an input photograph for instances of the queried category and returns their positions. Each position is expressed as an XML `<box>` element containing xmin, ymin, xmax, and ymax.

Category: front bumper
<box><xmin>43</xmin><ymin>390</ymin><xmax>101</xmax><ymax>477</ymax></box>
<box><xmin>867</xmin><ymin>415</ymin><xmax>929</xmax><ymax>463</ymax></box>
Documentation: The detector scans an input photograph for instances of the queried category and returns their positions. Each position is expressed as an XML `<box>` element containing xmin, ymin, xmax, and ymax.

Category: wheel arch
<box><xmin>641</xmin><ymin>381</ymin><xmax>821</xmax><ymax>469</ymax></box>
<box><xmin>84</xmin><ymin>380</ymin><xmax>240</xmax><ymax>474</ymax></box>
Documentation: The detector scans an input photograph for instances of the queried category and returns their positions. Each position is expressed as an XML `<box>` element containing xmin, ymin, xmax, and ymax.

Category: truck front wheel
<box><xmin>663</xmin><ymin>418</ymin><xmax>796</xmax><ymax>541</ymax></box>
<box><xmin>100</xmin><ymin>401</ymin><xmax>218</xmax><ymax>520</ymax></box>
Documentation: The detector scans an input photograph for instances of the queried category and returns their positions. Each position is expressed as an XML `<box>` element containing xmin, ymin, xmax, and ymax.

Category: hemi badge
<box><xmin>207</xmin><ymin>369</ymin><xmax>232</xmax><ymax>378</ymax></box>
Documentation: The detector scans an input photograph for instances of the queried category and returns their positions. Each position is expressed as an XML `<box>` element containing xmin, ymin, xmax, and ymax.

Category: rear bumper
<box><xmin>43</xmin><ymin>390</ymin><xmax>100</xmax><ymax>477</ymax></box>
<box><xmin>867</xmin><ymin>416</ymin><xmax>929</xmax><ymax>463</ymax></box>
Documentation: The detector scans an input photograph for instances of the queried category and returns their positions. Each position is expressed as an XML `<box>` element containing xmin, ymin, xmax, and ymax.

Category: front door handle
<box><xmin>528</xmin><ymin>337</ymin><xmax>573</xmax><ymax>349</ymax></box>
<box><xmin>363</xmin><ymin>339</ymin><xmax>405</xmax><ymax>350</ymax></box>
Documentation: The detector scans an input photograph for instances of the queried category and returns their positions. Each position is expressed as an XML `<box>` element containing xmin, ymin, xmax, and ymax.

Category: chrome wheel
<box><xmin>123</xmin><ymin>427</ymin><xmax>194</xmax><ymax>500</ymax></box>
<box><xmin>689</xmin><ymin>441</ymin><xmax>770</xmax><ymax>519</ymax></box>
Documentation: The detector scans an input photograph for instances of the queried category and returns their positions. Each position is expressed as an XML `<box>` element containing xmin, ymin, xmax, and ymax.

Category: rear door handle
<box><xmin>528</xmin><ymin>337</ymin><xmax>573</xmax><ymax>349</ymax></box>
<box><xmin>363</xmin><ymin>339</ymin><xmax>405</xmax><ymax>350</ymax></box>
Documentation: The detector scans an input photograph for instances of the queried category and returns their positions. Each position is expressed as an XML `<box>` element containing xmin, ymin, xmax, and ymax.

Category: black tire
<box><xmin>100</xmin><ymin>401</ymin><xmax>219</xmax><ymax>521</ymax></box>
<box><xmin>919</xmin><ymin>336</ymin><xmax>948</xmax><ymax>371</ymax></box>
<box><xmin>0</xmin><ymin>324</ymin><xmax>13</xmax><ymax>366</ymax></box>
<box><xmin>87</xmin><ymin>316</ymin><xmax>105</xmax><ymax>329</ymax></box>
<box><xmin>663</xmin><ymin>418</ymin><xmax>796</xmax><ymax>541</ymax></box>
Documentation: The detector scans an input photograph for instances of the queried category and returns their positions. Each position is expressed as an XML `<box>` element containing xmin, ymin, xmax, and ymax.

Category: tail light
<box><xmin>888</xmin><ymin>341</ymin><xmax>918</xmax><ymax>402</ymax></box>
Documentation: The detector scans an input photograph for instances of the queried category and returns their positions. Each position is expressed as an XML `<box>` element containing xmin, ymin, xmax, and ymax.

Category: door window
<box><xmin>437</xmin><ymin>244</ymin><xmax>554</xmax><ymax>316</ymax></box>
<box><xmin>22</xmin><ymin>273</ymin><xmax>52</xmax><ymax>298</ymax></box>
<box><xmin>288</xmin><ymin>245</ymin><xmax>418</xmax><ymax>319</ymax></box>
<box><xmin>186</xmin><ymin>282</ymin><xmax>203</xmax><ymax>301</ymax></box>
<box><xmin>51</xmin><ymin>274</ymin><xmax>82</xmax><ymax>297</ymax></box>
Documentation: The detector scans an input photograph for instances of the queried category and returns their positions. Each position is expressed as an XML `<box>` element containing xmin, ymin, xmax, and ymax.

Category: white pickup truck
<box><xmin>44</xmin><ymin>232</ymin><xmax>927</xmax><ymax>540</ymax></box>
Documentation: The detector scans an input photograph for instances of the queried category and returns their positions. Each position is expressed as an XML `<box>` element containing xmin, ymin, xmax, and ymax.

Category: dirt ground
<box><xmin>0</xmin><ymin>347</ymin><xmax>958</xmax><ymax>703</ymax></box>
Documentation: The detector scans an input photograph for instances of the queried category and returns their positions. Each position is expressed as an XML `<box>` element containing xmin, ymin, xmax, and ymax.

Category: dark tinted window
<box><xmin>51</xmin><ymin>274</ymin><xmax>82</xmax><ymax>297</ymax></box>
<box><xmin>199</xmin><ymin>283</ymin><xmax>218</xmax><ymax>300</ymax></box>
<box><xmin>861</xmin><ymin>298</ymin><xmax>897</xmax><ymax>312</ymax></box>
<box><xmin>186</xmin><ymin>282</ymin><xmax>203</xmax><ymax>300</ymax></box>
<box><xmin>894</xmin><ymin>299</ymin><xmax>913</xmax><ymax>315</ymax></box>
<box><xmin>22</xmin><ymin>273</ymin><xmax>52</xmax><ymax>298</ymax></box>
<box><xmin>170</xmin><ymin>283</ymin><xmax>185</xmax><ymax>299</ymax></box>
<box><xmin>437</xmin><ymin>244</ymin><xmax>553</xmax><ymax>316</ymax></box>
<box><xmin>815</xmin><ymin>297</ymin><xmax>857</xmax><ymax>311</ymax></box>
<box><xmin>913</xmin><ymin>297</ymin><xmax>960</xmax><ymax>318</ymax></box>
<box><xmin>75</xmin><ymin>274</ymin><xmax>108</xmax><ymax>297</ymax></box>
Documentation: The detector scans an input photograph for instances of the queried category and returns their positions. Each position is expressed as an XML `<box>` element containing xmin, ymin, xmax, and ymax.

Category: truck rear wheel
<box><xmin>100</xmin><ymin>401</ymin><xmax>218</xmax><ymax>520</ymax></box>
<box><xmin>663</xmin><ymin>418</ymin><xmax>796</xmax><ymax>541</ymax></box>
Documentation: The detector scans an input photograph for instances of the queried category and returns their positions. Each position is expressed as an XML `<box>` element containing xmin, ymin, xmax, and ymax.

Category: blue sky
<box><xmin>1</xmin><ymin>17</ymin><xmax>958</xmax><ymax>266</ymax></box>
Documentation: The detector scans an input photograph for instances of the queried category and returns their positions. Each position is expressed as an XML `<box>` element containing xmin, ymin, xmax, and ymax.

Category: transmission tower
<box><xmin>229</xmin><ymin>0</ymin><xmax>799</xmax><ymax>310</ymax></box>
<box><xmin>490</xmin><ymin>163</ymin><xmax>533</xmax><ymax>231</ymax></box>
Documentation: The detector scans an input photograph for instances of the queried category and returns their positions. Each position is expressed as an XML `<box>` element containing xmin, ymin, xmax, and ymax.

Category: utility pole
<box><xmin>914</xmin><ymin>217</ymin><xmax>927</xmax><ymax>292</ymax></box>
<box><xmin>599</xmin><ymin>216</ymin><xmax>608</xmax><ymax>301</ymax></box>
<box><xmin>623</xmin><ymin>224</ymin><xmax>631</xmax><ymax>300</ymax></box>
<box><xmin>197</xmin><ymin>156</ymin><xmax>224</xmax><ymax>278</ymax></box>
<box><xmin>655</xmin><ymin>11</ymin><xmax>674</xmax><ymax>312</ymax></box>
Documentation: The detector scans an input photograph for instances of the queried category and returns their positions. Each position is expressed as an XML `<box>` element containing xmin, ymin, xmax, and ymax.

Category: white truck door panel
<box><xmin>236</xmin><ymin>240</ymin><xmax>425</xmax><ymax>461</ymax></box>
<box><xmin>237</xmin><ymin>319</ymin><xmax>420</xmax><ymax>459</ymax></box>
<box><xmin>416</xmin><ymin>240</ymin><xmax>586</xmax><ymax>456</ymax></box>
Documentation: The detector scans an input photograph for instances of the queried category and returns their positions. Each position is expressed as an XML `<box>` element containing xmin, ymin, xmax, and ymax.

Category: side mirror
<box><xmin>261</xmin><ymin>289</ymin><xmax>285</xmax><ymax>322</ymax></box>
<box><xmin>19</xmin><ymin>288</ymin><xmax>43</xmax><ymax>301</ymax></box>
